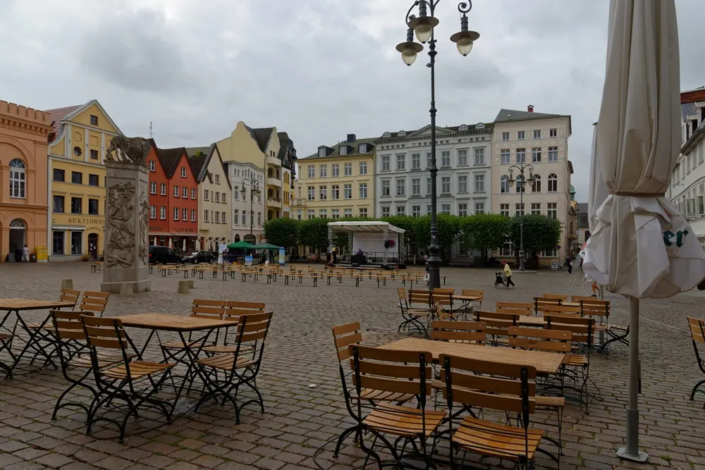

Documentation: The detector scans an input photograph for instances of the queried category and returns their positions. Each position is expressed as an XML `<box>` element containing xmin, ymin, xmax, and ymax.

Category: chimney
<box><xmin>346</xmin><ymin>134</ymin><xmax>356</xmax><ymax>143</ymax></box>
<box><xmin>528</xmin><ymin>105</ymin><xmax>534</xmax><ymax>113</ymax></box>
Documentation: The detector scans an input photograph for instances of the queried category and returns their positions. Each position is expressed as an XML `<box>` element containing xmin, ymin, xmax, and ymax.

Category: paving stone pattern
<box><xmin>0</xmin><ymin>263</ymin><xmax>704</xmax><ymax>470</ymax></box>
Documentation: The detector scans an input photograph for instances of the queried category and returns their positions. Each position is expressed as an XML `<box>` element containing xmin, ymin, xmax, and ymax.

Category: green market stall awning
<box><xmin>227</xmin><ymin>241</ymin><xmax>254</xmax><ymax>250</ymax></box>
<box><xmin>251</xmin><ymin>243</ymin><xmax>282</xmax><ymax>251</ymax></box>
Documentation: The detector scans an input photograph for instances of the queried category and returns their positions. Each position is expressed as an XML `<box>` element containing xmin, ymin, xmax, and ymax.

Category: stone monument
<box><xmin>101</xmin><ymin>136</ymin><xmax>152</xmax><ymax>294</ymax></box>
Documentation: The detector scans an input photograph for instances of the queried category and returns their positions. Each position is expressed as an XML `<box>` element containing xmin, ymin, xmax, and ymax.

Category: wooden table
<box><xmin>0</xmin><ymin>299</ymin><xmax>76</xmax><ymax>376</ymax></box>
<box><xmin>379</xmin><ymin>337</ymin><xmax>564</xmax><ymax>375</ymax></box>
<box><xmin>452</xmin><ymin>295</ymin><xmax>482</xmax><ymax>302</ymax></box>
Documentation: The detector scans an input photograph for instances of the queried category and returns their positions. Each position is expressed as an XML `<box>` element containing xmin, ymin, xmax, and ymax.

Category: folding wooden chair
<box><xmin>349</xmin><ymin>345</ymin><xmax>446</xmax><ymax>470</ymax></box>
<box><xmin>81</xmin><ymin>316</ymin><xmax>174</xmax><ymax>442</ymax></box>
<box><xmin>543</xmin><ymin>294</ymin><xmax>568</xmax><ymax>301</ymax></box>
<box><xmin>0</xmin><ymin>331</ymin><xmax>15</xmax><ymax>379</ymax></box>
<box><xmin>202</xmin><ymin>301</ymin><xmax>265</xmax><ymax>354</ymax></box>
<box><xmin>687</xmin><ymin>317</ymin><xmax>705</xmax><ymax>405</ymax></box>
<box><xmin>161</xmin><ymin>300</ymin><xmax>227</xmax><ymax>363</ymax></box>
<box><xmin>79</xmin><ymin>291</ymin><xmax>111</xmax><ymax>318</ymax></box>
<box><xmin>430</xmin><ymin>320</ymin><xmax>486</xmax><ymax>344</ymax></box>
<box><xmin>397</xmin><ymin>289</ymin><xmax>430</xmax><ymax>335</ymax></box>
<box><xmin>432</xmin><ymin>288</ymin><xmax>455</xmax><ymax>317</ymax></box>
<box><xmin>460</xmin><ymin>289</ymin><xmax>483</xmax><ymax>310</ymax></box>
<box><xmin>497</xmin><ymin>301</ymin><xmax>532</xmax><ymax>316</ymax></box>
<box><xmin>440</xmin><ymin>355</ymin><xmax>546</xmax><ymax>470</ymax></box>
<box><xmin>533</xmin><ymin>297</ymin><xmax>563</xmax><ymax>316</ymax></box>
<box><xmin>24</xmin><ymin>288</ymin><xmax>82</xmax><ymax>366</ymax></box>
<box><xmin>542</xmin><ymin>304</ymin><xmax>581</xmax><ymax>317</ymax></box>
<box><xmin>196</xmin><ymin>312</ymin><xmax>272</xmax><ymax>422</ymax></box>
<box><xmin>474</xmin><ymin>311</ymin><xmax>518</xmax><ymax>346</ymax></box>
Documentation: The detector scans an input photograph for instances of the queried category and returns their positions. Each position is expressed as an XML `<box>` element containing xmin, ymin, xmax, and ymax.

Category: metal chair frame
<box><xmin>687</xmin><ymin>317</ymin><xmax>705</xmax><ymax>405</ymax></box>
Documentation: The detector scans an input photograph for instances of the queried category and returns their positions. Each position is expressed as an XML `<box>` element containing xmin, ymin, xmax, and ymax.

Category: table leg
<box><xmin>168</xmin><ymin>329</ymin><xmax>214</xmax><ymax>419</ymax></box>
<box><xmin>9</xmin><ymin>311</ymin><xmax>57</xmax><ymax>373</ymax></box>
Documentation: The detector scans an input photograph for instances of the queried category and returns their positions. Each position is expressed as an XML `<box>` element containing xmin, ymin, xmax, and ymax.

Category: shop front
<box><xmin>50</xmin><ymin>215</ymin><xmax>104</xmax><ymax>261</ymax></box>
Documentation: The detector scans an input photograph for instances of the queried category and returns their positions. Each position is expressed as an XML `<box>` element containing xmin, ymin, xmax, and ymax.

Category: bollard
<box><xmin>178</xmin><ymin>280</ymin><xmax>190</xmax><ymax>294</ymax></box>
<box><xmin>61</xmin><ymin>279</ymin><xmax>74</xmax><ymax>290</ymax></box>
<box><xmin>188</xmin><ymin>280</ymin><xmax>195</xmax><ymax>289</ymax></box>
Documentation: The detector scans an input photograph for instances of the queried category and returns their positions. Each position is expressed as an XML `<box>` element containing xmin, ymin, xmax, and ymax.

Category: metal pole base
<box><xmin>616</xmin><ymin>447</ymin><xmax>648</xmax><ymax>463</ymax></box>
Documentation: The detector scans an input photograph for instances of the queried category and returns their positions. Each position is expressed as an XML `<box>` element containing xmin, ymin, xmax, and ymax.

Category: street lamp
<box><xmin>396</xmin><ymin>0</ymin><xmax>480</xmax><ymax>290</ymax></box>
<box><xmin>242</xmin><ymin>177</ymin><xmax>261</xmax><ymax>238</ymax></box>
<box><xmin>507</xmin><ymin>163</ymin><xmax>535</xmax><ymax>271</ymax></box>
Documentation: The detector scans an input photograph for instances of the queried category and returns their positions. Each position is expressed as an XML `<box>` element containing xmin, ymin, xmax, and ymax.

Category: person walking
<box><xmin>22</xmin><ymin>245</ymin><xmax>30</xmax><ymax>262</ymax></box>
<box><xmin>566</xmin><ymin>256</ymin><xmax>573</xmax><ymax>274</ymax></box>
<box><xmin>503</xmin><ymin>261</ymin><xmax>515</xmax><ymax>287</ymax></box>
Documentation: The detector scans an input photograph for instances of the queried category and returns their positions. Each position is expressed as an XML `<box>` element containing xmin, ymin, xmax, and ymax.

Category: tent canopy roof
<box><xmin>327</xmin><ymin>221</ymin><xmax>405</xmax><ymax>234</ymax></box>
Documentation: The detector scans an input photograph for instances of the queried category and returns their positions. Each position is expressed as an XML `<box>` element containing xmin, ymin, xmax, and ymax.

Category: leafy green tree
<box><xmin>298</xmin><ymin>218</ymin><xmax>331</xmax><ymax>259</ymax></box>
<box><xmin>509</xmin><ymin>215</ymin><xmax>562</xmax><ymax>265</ymax></box>
<box><xmin>459</xmin><ymin>214</ymin><xmax>510</xmax><ymax>266</ymax></box>
<box><xmin>413</xmin><ymin>214</ymin><xmax>461</xmax><ymax>262</ymax></box>
<box><xmin>263</xmin><ymin>218</ymin><xmax>300</xmax><ymax>250</ymax></box>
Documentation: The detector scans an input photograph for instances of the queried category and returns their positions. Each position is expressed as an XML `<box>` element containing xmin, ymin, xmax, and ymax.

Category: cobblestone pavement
<box><xmin>0</xmin><ymin>262</ymin><xmax>704</xmax><ymax>470</ymax></box>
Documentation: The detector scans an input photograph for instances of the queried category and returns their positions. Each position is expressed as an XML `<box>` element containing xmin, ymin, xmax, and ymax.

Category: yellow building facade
<box><xmin>46</xmin><ymin>100</ymin><xmax>122</xmax><ymax>261</ymax></box>
<box><xmin>296</xmin><ymin>136</ymin><xmax>376</xmax><ymax>220</ymax></box>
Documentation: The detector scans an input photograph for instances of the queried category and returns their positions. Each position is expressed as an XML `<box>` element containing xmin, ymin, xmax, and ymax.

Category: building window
<box><xmin>516</xmin><ymin>149</ymin><xmax>526</xmax><ymax>163</ymax></box>
<box><xmin>71</xmin><ymin>197</ymin><xmax>82</xmax><ymax>214</ymax></box>
<box><xmin>502</xmin><ymin>132</ymin><xmax>509</xmax><ymax>141</ymax></box>
<box><xmin>307</xmin><ymin>209</ymin><xmax>315</xmax><ymax>219</ymax></box>
<box><xmin>308</xmin><ymin>165</ymin><xmax>315</xmax><ymax>178</ymax></box>
<box><xmin>71</xmin><ymin>171</ymin><xmax>82</xmax><ymax>185</ymax></box>
<box><xmin>548</xmin><ymin>146</ymin><xmax>558</xmax><ymax>162</ymax></box>
<box><xmin>183</xmin><ymin>187</ymin><xmax>188</xmax><ymax>198</ymax></box>
<box><xmin>332</xmin><ymin>164</ymin><xmax>339</xmax><ymax>177</ymax></box>
<box><xmin>359</xmin><ymin>143</ymin><xmax>368</xmax><ymax>153</ymax></box>
<box><xmin>340</xmin><ymin>146</ymin><xmax>347</xmax><ymax>156</ymax></box>
<box><xmin>150</xmin><ymin>205</ymin><xmax>156</xmax><ymax>219</ymax></box>
<box><xmin>359</xmin><ymin>208</ymin><xmax>367</xmax><ymax>217</ymax></box>
<box><xmin>501</xmin><ymin>149</ymin><xmax>510</xmax><ymax>165</ymax></box>
<box><xmin>396</xmin><ymin>155</ymin><xmax>405</xmax><ymax>170</ymax></box>
<box><xmin>518</xmin><ymin>130</ymin><xmax>525</xmax><ymax>140</ymax></box>
<box><xmin>441</xmin><ymin>177</ymin><xmax>451</xmax><ymax>194</ymax></box>
<box><xmin>441</xmin><ymin>204</ymin><xmax>451</xmax><ymax>215</ymax></box>
<box><xmin>257</xmin><ymin>212</ymin><xmax>262</xmax><ymax>225</ymax></box>
<box><xmin>475</xmin><ymin>202</ymin><xmax>485</xmax><ymax>214</ymax></box>
<box><xmin>52</xmin><ymin>169</ymin><xmax>65</xmax><ymax>183</ymax></box>
<box><xmin>331</xmin><ymin>185</ymin><xmax>340</xmax><ymax>200</ymax></box>
<box><xmin>531</xmin><ymin>202</ymin><xmax>541</xmax><ymax>215</ymax></box>
<box><xmin>500</xmin><ymin>238</ymin><xmax>513</xmax><ymax>256</ymax></box>
<box><xmin>181</xmin><ymin>167</ymin><xmax>186</xmax><ymax>178</ymax></box>
<box><xmin>88</xmin><ymin>149</ymin><xmax>98</xmax><ymax>161</ymax></box>
<box><xmin>192</xmin><ymin>188</ymin><xmax>197</xmax><ymax>199</ymax></box>
<box><xmin>174</xmin><ymin>207</ymin><xmax>179</xmax><ymax>220</ymax></box>
<box><xmin>320</xmin><ymin>165</ymin><xmax>327</xmax><ymax>177</ymax></box>
<box><xmin>548</xmin><ymin>173</ymin><xmax>558</xmax><ymax>192</ymax></box>
<box><xmin>53</xmin><ymin>231</ymin><xmax>64</xmax><ymax>255</ymax></box>
<box><xmin>319</xmin><ymin>186</ymin><xmax>327</xmax><ymax>200</ymax></box>
<box><xmin>296</xmin><ymin>210</ymin><xmax>302</xmax><ymax>221</ymax></box>
<box><xmin>344</xmin><ymin>208</ymin><xmax>352</xmax><ymax>218</ymax></box>
<box><xmin>71</xmin><ymin>232</ymin><xmax>82</xmax><ymax>255</ymax></box>
<box><xmin>412</xmin><ymin>205</ymin><xmax>421</xmax><ymax>217</ymax></box>
<box><xmin>474</xmin><ymin>174</ymin><xmax>485</xmax><ymax>193</ymax></box>
<box><xmin>412</xmin><ymin>154</ymin><xmax>421</xmax><ymax>169</ymax></box>
<box><xmin>473</xmin><ymin>148</ymin><xmax>484</xmax><ymax>165</ymax></box>
<box><xmin>332</xmin><ymin>209</ymin><xmax>340</xmax><ymax>219</ymax></box>
<box><xmin>90</xmin><ymin>115</ymin><xmax>98</xmax><ymax>126</ymax></box>
<box><xmin>533</xmin><ymin>174</ymin><xmax>541</xmax><ymax>192</ymax></box>
<box><xmin>319</xmin><ymin>209</ymin><xmax>327</xmax><ymax>218</ymax></box>
<box><xmin>73</xmin><ymin>147</ymin><xmax>82</xmax><ymax>157</ymax></box>
<box><xmin>457</xmin><ymin>149</ymin><xmax>468</xmax><ymax>166</ymax></box>
<box><xmin>382</xmin><ymin>155</ymin><xmax>390</xmax><ymax>171</ymax></box>
<box><xmin>86</xmin><ymin>174</ymin><xmax>99</xmax><ymax>187</ymax></box>
<box><xmin>318</xmin><ymin>147</ymin><xmax>326</xmax><ymax>157</ymax></box>
<box><xmin>426</xmin><ymin>205</ymin><xmax>432</xmax><ymax>215</ymax></box>
<box><xmin>458</xmin><ymin>203</ymin><xmax>468</xmax><ymax>216</ymax></box>
<box><xmin>360</xmin><ymin>162</ymin><xmax>367</xmax><ymax>175</ymax></box>
<box><xmin>359</xmin><ymin>183</ymin><xmax>368</xmax><ymax>198</ymax></box>
<box><xmin>457</xmin><ymin>175</ymin><xmax>468</xmax><ymax>193</ymax></box>
<box><xmin>174</xmin><ymin>186</ymin><xmax>179</xmax><ymax>197</ymax></box>
<box><xmin>550</xmin><ymin>128</ymin><xmax>557</xmax><ymax>137</ymax></box>
<box><xmin>382</xmin><ymin>180</ymin><xmax>390</xmax><ymax>197</ymax></box>
<box><xmin>214</xmin><ymin>175</ymin><xmax>220</xmax><ymax>184</ymax></box>
<box><xmin>532</xmin><ymin>147</ymin><xmax>542</xmax><ymax>163</ymax></box>
<box><xmin>308</xmin><ymin>186</ymin><xmax>315</xmax><ymax>200</ymax></box>
<box><xmin>396</xmin><ymin>205</ymin><xmax>406</xmax><ymax>215</ymax></box>
<box><xmin>233</xmin><ymin>209</ymin><xmax>239</xmax><ymax>224</ymax></box>
<box><xmin>215</xmin><ymin>192</ymin><xmax>220</xmax><ymax>203</ymax></box>
<box><xmin>426</xmin><ymin>153</ymin><xmax>432</xmax><ymax>169</ymax></box>
<box><xmin>215</xmin><ymin>211</ymin><xmax>220</xmax><ymax>223</ymax></box>
<box><xmin>547</xmin><ymin>202</ymin><xmax>557</xmax><ymax>218</ymax></box>
<box><xmin>516</xmin><ymin>203</ymin><xmax>525</xmax><ymax>216</ymax></box>
<box><xmin>204</xmin><ymin>210</ymin><xmax>209</xmax><ymax>223</ymax></box>
<box><xmin>441</xmin><ymin>151</ymin><xmax>451</xmax><ymax>168</ymax></box>
<box><xmin>344</xmin><ymin>184</ymin><xmax>352</xmax><ymax>199</ymax></box>
<box><xmin>344</xmin><ymin>163</ymin><xmax>352</xmax><ymax>176</ymax></box>
<box><xmin>412</xmin><ymin>179</ymin><xmax>421</xmax><ymax>196</ymax></box>
<box><xmin>500</xmin><ymin>175</ymin><xmax>510</xmax><ymax>193</ymax></box>
<box><xmin>427</xmin><ymin>178</ymin><xmax>432</xmax><ymax>195</ymax></box>
<box><xmin>150</xmin><ymin>182</ymin><xmax>157</xmax><ymax>194</ymax></box>
<box><xmin>160</xmin><ymin>206</ymin><xmax>166</xmax><ymax>220</ymax></box>
<box><xmin>88</xmin><ymin>199</ymin><xmax>99</xmax><ymax>215</ymax></box>
<box><xmin>160</xmin><ymin>183</ymin><xmax>166</xmax><ymax>195</ymax></box>
<box><xmin>500</xmin><ymin>204</ymin><xmax>509</xmax><ymax>217</ymax></box>
<box><xmin>396</xmin><ymin>179</ymin><xmax>405</xmax><ymax>196</ymax></box>
<box><xmin>149</xmin><ymin>160</ymin><xmax>156</xmax><ymax>172</ymax></box>
<box><xmin>534</xmin><ymin>129</ymin><xmax>541</xmax><ymax>139</ymax></box>
<box><xmin>382</xmin><ymin>206</ymin><xmax>390</xmax><ymax>217</ymax></box>
<box><xmin>53</xmin><ymin>195</ymin><xmax>65</xmax><ymax>213</ymax></box>
<box><xmin>192</xmin><ymin>210</ymin><xmax>197</xmax><ymax>222</ymax></box>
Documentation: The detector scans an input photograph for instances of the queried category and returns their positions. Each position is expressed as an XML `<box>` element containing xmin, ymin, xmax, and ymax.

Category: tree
<box><xmin>413</xmin><ymin>214</ymin><xmax>461</xmax><ymax>262</ymax></box>
<box><xmin>263</xmin><ymin>218</ymin><xmax>299</xmax><ymax>249</ymax></box>
<box><xmin>459</xmin><ymin>214</ymin><xmax>510</xmax><ymax>266</ymax></box>
<box><xmin>509</xmin><ymin>215</ymin><xmax>562</xmax><ymax>265</ymax></box>
<box><xmin>298</xmin><ymin>218</ymin><xmax>331</xmax><ymax>258</ymax></box>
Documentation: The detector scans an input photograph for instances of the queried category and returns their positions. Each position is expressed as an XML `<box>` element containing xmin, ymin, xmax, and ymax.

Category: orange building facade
<box><xmin>0</xmin><ymin>100</ymin><xmax>53</xmax><ymax>262</ymax></box>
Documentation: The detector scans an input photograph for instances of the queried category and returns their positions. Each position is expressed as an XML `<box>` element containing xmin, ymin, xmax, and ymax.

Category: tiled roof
<box><xmin>45</xmin><ymin>104</ymin><xmax>82</xmax><ymax>140</ymax></box>
<box><xmin>378</xmin><ymin>123</ymin><xmax>493</xmax><ymax>141</ymax></box>
<box><xmin>188</xmin><ymin>155</ymin><xmax>208</xmax><ymax>182</ymax></box>
<box><xmin>243</xmin><ymin>126</ymin><xmax>274</xmax><ymax>153</ymax></box>
<box><xmin>302</xmin><ymin>136</ymin><xmax>377</xmax><ymax>160</ymax></box>
<box><xmin>156</xmin><ymin>147</ymin><xmax>187</xmax><ymax>179</ymax></box>
<box><xmin>276</xmin><ymin>132</ymin><xmax>297</xmax><ymax>169</ymax></box>
<box><xmin>494</xmin><ymin>108</ymin><xmax>567</xmax><ymax>123</ymax></box>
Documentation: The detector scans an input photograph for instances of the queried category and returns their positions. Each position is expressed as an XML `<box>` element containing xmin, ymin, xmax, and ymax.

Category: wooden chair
<box><xmin>397</xmin><ymin>289</ymin><xmax>430</xmax><ymax>335</ymax></box>
<box><xmin>79</xmin><ymin>291</ymin><xmax>110</xmax><ymax>318</ymax></box>
<box><xmin>533</xmin><ymin>297</ymin><xmax>563</xmax><ymax>316</ymax></box>
<box><xmin>203</xmin><ymin>301</ymin><xmax>266</xmax><ymax>354</ymax></box>
<box><xmin>474</xmin><ymin>311</ymin><xmax>518</xmax><ymax>346</ymax></box>
<box><xmin>431</xmin><ymin>320</ymin><xmax>486</xmax><ymax>344</ymax></box>
<box><xmin>161</xmin><ymin>300</ymin><xmax>227</xmax><ymax>360</ymax></box>
<box><xmin>81</xmin><ymin>316</ymin><xmax>174</xmax><ymax>442</ymax></box>
<box><xmin>0</xmin><ymin>331</ymin><xmax>15</xmax><ymax>379</ymax></box>
<box><xmin>544</xmin><ymin>294</ymin><xmax>568</xmax><ymax>301</ymax></box>
<box><xmin>196</xmin><ymin>312</ymin><xmax>272</xmax><ymax>422</ymax></box>
<box><xmin>432</xmin><ymin>288</ymin><xmax>455</xmax><ymax>319</ymax></box>
<box><xmin>687</xmin><ymin>317</ymin><xmax>705</xmax><ymax>405</ymax></box>
<box><xmin>461</xmin><ymin>289</ymin><xmax>484</xmax><ymax>310</ymax></box>
<box><xmin>542</xmin><ymin>304</ymin><xmax>581</xmax><ymax>317</ymax></box>
<box><xmin>497</xmin><ymin>301</ymin><xmax>532</xmax><ymax>316</ymax></box>
<box><xmin>440</xmin><ymin>355</ymin><xmax>547</xmax><ymax>469</ymax></box>
<box><xmin>348</xmin><ymin>345</ymin><xmax>446</xmax><ymax>469</ymax></box>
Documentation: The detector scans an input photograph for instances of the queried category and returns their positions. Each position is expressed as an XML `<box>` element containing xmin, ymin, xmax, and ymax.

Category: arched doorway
<box><xmin>234</xmin><ymin>234</ymin><xmax>241</xmax><ymax>242</ymax></box>
<box><xmin>9</xmin><ymin>219</ymin><xmax>26</xmax><ymax>262</ymax></box>
<box><xmin>88</xmin><ymin>233</ymin><xmax>99</xmax><ymax>260</ymax></box>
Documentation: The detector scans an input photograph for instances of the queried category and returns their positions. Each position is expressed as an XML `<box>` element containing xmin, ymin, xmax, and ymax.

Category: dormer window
<box><xmin>382</xmin><ymin>132</ymin><xmax>391</xmax><ymax>138</ymax></box>
<box><xmin>340</xmin><ymin>146</ymin><xmax>347</xmax><ymax>155</ymax></box>
<box><xmin>398</xmin><ymin>131</ymin><xmax>407</xmax><ymax>136</ymax></box>
<box><xmin>318</xmin><ymin>146</ymin><xmax>327</xmax><ymax>157</ymax></box>
<box><xmin>476</xmin><ymin>123</ymin><xmax>485</xmax><ymax>129</ymax></box>
<box><xmin>458</xmin><ymin>124</ymin><xmax>468</xmax><ymax>131</ymax></box>
<box><xmin>358</xmin><ymin>143</ymin><xmax>368</xmax><ymax>153</ymax></box>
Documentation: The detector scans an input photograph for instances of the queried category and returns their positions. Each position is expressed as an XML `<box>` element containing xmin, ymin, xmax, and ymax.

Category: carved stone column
<box><xmin>101</xmin><ymin>160</ymin><xmax>151</xmax><ymax>293</ymax></box>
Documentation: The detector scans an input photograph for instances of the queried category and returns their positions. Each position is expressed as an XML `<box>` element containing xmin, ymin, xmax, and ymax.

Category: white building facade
<box><xmin>668</xmin><ymin>88</ymin><xmax>705</xmax><ymax>247</ymax></box>
<box><xmin>374</xmin><ymin>123</ymin><xmax>493</xmax><ymax>264</ymax></box>
<box><xmin>491</xmin><ymin>107</ymin><xmax>573</xmax><ymax>265</ymax></box>
<box><xmin>224</xmin><ymin>160</ymin><xmax>265</xmax><ymax>244</ymax></box>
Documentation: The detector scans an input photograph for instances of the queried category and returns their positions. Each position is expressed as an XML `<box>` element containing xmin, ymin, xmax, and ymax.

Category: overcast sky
<box><xmin>1</xmin><ymin>0</ymin><xmax>703</xmax><ymax>200</ymax></box>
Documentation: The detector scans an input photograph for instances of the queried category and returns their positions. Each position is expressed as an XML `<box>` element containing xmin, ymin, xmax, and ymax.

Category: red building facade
<box><xmin>147</xmin><ymin>141</ymin><xmax>199</xmax><ymax>252</ymax></box>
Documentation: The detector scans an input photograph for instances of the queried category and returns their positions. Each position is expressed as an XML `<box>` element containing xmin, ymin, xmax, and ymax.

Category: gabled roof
<box><xmin>243</xmin><ymin>126</ymin><xmax>275</xmax><ymax>153</ymax></box>
<box><xmin>494</xmin><ymin>108</ymin><xmax>572</xmax><ymax>135</ymax></box>
<box><xmin>45</xmin><ymin>99</ymin><xmax>123</xmax><ymax>139</ymax></box>
<box><xmin>46</xmin><ymin>105</ymin><xmax>82</xmax><ymax>139</ymax></box>
<box><xmin>302</xmin><ymin>136</ymin><xmax>376</xmax><ymax>160</ymax></box>
<box><xmin>185</xmin><ymin>146</ymin><xmax>211</xmax><ymax>182</ymax></box>
<box><xmin>156</xmin><ymin>147</ymin><xmax>188</xmax><ymax>179</ymax></box>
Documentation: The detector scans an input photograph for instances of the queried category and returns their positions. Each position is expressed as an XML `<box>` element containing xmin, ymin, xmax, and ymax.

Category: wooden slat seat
<box><xmin>497</xmin><ymin>301</ymin><xmax>532</xmax><ymax>316</ymax></box>
<box><xmin>70</xmin><ymin>353</ymin><xmax>131</xmax><ymax>369</ymax></box>
<box><xmin>535</xmin><ymin>396</ymin><xmax>565</xmax><ymax>408</ymax></box>
<box><xmin>201</xmin><ymin>344</ymin><xmax>253</xmax><ymax>354</ymax></box>
<box><xmin>563</xmin><ymin>355</ymin><xmax>588</xmax><ymax>367</ymax></box>
<box><xmin>452</xmin><ymin>415</ymin><xmax>543</xmax><ymax>460</ymax></box>
<box><xmin>197</xmin><ymin>353</ymin><xmax>256</xmax><ymax>371</ymax></box>
<box><xmin>161</xmin><ymin>340</ymin><xmax>200</xmax><ymax>349</ymax></box>
<box><xmin>102</xmin><ymin>361</ymin><xmax>174</xmax><ymax>380</ymax></box>
<box><xmin>363</xmin><ymin>403</ymin><xmax>446</xmax><ymax>438</ymax></box>
<box><xmin>357</xmin><ymin>390</ymin><xmax>414</xmax><ymax>403</ymax></box>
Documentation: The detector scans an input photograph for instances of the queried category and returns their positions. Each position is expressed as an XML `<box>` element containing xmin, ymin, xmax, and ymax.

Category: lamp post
<box><xmin>507</xmin><ymin>163</ymin><xmax>535</xmax><ymax>271</ymax></box>
<box><xmin>396</xmin><ymin>0</ymin><xmax>479</xmax><ymax>290</ymax></box>
<box><xmin>242</xmin><ymin>177</ymin><xmax>261</xmax><ymax>238</ymax></box>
